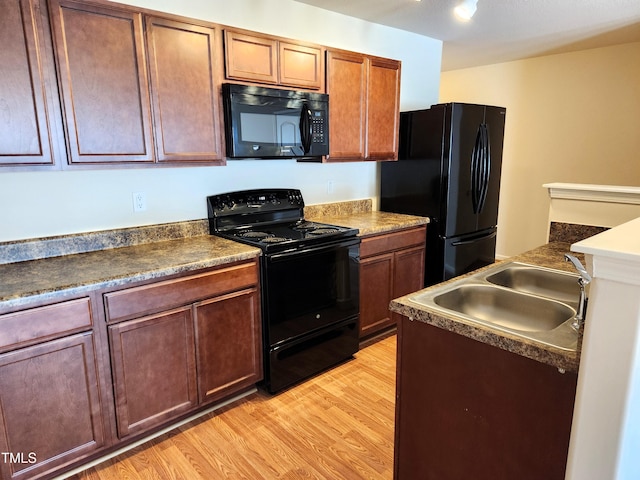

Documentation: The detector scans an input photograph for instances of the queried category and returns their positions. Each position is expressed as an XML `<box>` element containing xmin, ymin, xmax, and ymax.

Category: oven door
<box><xmin>262</xmin><ymin>237</ymin><xmax>360</xmax><ymax>347</ymax></box>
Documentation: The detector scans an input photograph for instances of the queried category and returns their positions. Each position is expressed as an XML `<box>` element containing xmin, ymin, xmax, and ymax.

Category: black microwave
<box><xmin>222</xmin><ymin>83</ymin><xmax>329</xmax><ymax>159</ymax></box>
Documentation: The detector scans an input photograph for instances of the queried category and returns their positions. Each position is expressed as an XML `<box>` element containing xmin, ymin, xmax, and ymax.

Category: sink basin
<box><xmin>406</xmin><ymin>261</ymin><xmax>580</xmax><ymax>351</ymax></box>
<box><xmin>433</xmin><ymin>284</ymin><xmax>575</xmax><ymax>332</ymax></box>
<box><xmin>483</xmin><ymin>263</ymin><xmax>580</xmax><ymax>308</ymax></box>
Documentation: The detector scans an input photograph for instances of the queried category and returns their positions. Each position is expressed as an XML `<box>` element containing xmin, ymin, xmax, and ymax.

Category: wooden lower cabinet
<box><xmin>359</xmin><ymin>226</ymin><xmax>426</xmax><ymax>338</ymax></box>
<box><xmin>0</xmin><ymin>260</ymin><xmax>261</xmax><ymax>478</ymax></box>
<box><xmin>105</xmin><ymin>262</ymin><xmax>262</xmax><ymax>440</ymax></box>
<box><xmin>108</xmin><ymin>307</ymin><xmax>198</xmax><ymax>438</ymax></box>
<box><xmin>195</xmin><ymin>288</ymin><xmax>261</xmax><ymax>403</ymax></box>
<box><xmin>395</xmin><ymin>317</ymin><xmax>578</xmax><ymax>480</ymax></box>
<box><xmin>0</xmin><ymin>333</ymin><xmax>104</xmax><ymax>480</ymax></box>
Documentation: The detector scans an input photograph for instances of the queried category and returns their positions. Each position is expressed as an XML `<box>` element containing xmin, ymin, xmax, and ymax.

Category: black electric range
<box><xmin>207</xmin><ymin>189</ymin><xmax>358</xmax><ymax>252</ymax></box>
<box><xmin>207</xmin><ymin>189</ymin><xmax>361</xmax><ymax>393</ymax></box>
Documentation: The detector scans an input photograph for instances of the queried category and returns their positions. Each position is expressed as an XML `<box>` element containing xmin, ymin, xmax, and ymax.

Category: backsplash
<box><xmin>0</xmin><ymin>199</ymin><xmax>374</xmax><ymax>265</ymax></box>
<box><xmin>548</xmin><ymin>222</ymin><xmax>609</xmax><ymax>244</ymax></box>
<box><xmin>304</xmin><ymin>199</ymin><xmax>372</xmax><ymax>218</ymax></box>
<box><xmin>0</xmin><ymin>220</ymin><xmax>209</xmax><ymax>265</ymax></box>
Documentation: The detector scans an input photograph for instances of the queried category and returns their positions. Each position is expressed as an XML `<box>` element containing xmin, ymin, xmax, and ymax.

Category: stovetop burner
<box><xmin>307</xmin><ymin>227</ymin><xmax>340</xmax><ymax>235</ymax></box>
<box><xmin>237</xmin><ymin>231</ymin><xmax>272</xmax><ymax>239</ymax></box>
<box><xmin>207</xmin><ymin>189</ymin><xmax>359</xmax><ymax>253</ymax></box>
<box><xmin>262</xmin><ymin>237</ymin><xmax>289</xmax><ymax>243</ymax></box>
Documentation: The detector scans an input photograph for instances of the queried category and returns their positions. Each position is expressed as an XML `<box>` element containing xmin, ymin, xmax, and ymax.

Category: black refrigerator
<box><xmin>380</xmin><ymin>102</ymin><xmax>506</xmax><ymax>286</ymax></box>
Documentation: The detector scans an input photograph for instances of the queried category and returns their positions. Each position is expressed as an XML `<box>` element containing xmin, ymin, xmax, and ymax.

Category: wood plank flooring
<box><xmin>71</xmin><ymin>333</ymin><xmax>397</xmax><ymax>480</ymax></box>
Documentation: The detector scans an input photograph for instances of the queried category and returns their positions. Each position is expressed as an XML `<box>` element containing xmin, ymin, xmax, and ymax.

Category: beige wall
<box><xmin>440</xmin><ymin>42</ymin><xmax>640</xmax><ymax>258</ymax></box>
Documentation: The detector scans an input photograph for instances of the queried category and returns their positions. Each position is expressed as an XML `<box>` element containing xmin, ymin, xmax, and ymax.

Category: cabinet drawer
<box><xmin>104</xmin><ymin>261</ymin><xmax>259</xmax><ymax>323</ymax></box>
<box><xmin>0</xmin><ymin>297</ymin><xmax>93</xmax><ymax>353</ymax></box>
<box><xmin>360</xmin><ymin>226</ymin><xmax>426</xmax><ymax>258</ymax></box>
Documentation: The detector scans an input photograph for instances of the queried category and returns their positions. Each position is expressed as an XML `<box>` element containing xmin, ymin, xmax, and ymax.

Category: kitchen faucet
<box><xmin>564</xmin><ymin>253</ymin><xmax>592</xmax><ymax>330</ymax></box>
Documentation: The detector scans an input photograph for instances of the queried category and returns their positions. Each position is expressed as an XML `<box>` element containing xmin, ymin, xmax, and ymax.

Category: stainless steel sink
<box><xmin>433</xmin><ymin>284</ymin><xmax>575</xmax><ymax>332</ymax></box>
<box><xmin>407</xmin><ymin>262</ymin><xmax>581</xmax><ymax>351</ymax></box>
<box><xmin>483</xmin><ymin>263</ymin><xmax>580</xmax><ymax>308</ymax></box>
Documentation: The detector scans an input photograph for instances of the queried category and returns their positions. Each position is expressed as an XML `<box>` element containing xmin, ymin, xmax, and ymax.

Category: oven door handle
<box><xmin>267</xmin><ymin>238</ymin><xmax>360</xmax><ymax>262</ymax></box>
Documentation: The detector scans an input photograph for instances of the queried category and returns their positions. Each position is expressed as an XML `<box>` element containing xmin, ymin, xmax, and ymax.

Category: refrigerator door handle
<box><xmin>471</xmin><ymin>123</ymin><xmax>491</xmax><ymax>214</ymax></box>
<box><xmin>471</xmin><ymin>125</ymin><xmax>483</xmax><ymax>213</ymax></box>
<box><xmin>451</xmin><ymin>229</ymin><xmax>497</xmax><ymax>247</ymax></box>
<box><xmin>477</xmin><ymin>124</ymin><xmax>491</xmax><ymax>213</ymax></box>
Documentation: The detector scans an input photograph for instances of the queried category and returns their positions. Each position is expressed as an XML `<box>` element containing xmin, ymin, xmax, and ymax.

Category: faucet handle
<box><xmin>564</xmin><ymin>253</ymin><xmax>592</xmax><ymax>284</ymax></box>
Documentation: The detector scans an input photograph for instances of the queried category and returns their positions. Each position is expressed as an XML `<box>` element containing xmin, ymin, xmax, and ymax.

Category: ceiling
<box><xmin>293</xmin><ymin>0</ymin><xmax>640</xmax><ymax>71</ymax></box>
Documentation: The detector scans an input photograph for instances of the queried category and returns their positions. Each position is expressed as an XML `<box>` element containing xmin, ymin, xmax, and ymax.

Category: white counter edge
<box><xmin>544</xmin><ymin>183</ymin><xmax>640</xmax><ymax>205</ymax></box>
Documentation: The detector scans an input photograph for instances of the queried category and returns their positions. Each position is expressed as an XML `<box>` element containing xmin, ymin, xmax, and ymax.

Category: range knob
<box><xmin>288</xmin><ymin>191</ymin><xmax>303</xmax><ymax>205</ymax></box>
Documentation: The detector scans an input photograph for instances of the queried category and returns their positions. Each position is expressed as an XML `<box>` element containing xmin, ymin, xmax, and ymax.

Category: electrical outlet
<box><xmin>132</xmin><ymin>192</ymin><xmax>146</xmax><ymax>212</ymax></box>
<box><xmin>327</xmin><ymin>180</ymin><xmax>335</xmax><ymax>194</ymax></box>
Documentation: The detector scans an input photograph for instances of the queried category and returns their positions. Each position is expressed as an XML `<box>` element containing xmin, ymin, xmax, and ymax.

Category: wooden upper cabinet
<box><xmin>224</xmin><ymin>30</ymin><xmax>278</xmax><ymax>84</ymax></box>
<box><xmin>224</xmin><ymin>29</ymin><xmax>323</xmax><ymax>90</ymax></box>
<box><xmin>326</xmin><ymin>50</ymin><xmax>367</xmax><ymax>161</ymax></box>
<box><xmin>49</xmin><ymin>0</ymin><xmax>155</xmax><ymax>164</ymax></box>
<box><xmin>145</xmin><ymin>17</ymin><xmax>224</xmax><ymax>164</ymax></box>
<box><xmin>326</xmin><ymin>49</ymin><xmax>401</xmax><ymax>162</ymax></box>
<box><xmin>0</xmin><ymin>0</ymin><xmax>65</xmax><ymax>167</ymax></box>
<box><xmin>366</xmin><ymin>57</ymin><xmax>401</xmax><ymax>160</ymax></box>
<box><xmin>279</xmin><ymin>42</ymin><xmax>323</xmax><ymax>90</ymax></box>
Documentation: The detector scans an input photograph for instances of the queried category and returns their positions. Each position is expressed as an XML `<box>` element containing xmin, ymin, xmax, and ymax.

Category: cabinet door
<box><xmin>146</xmin><ymin>17</ymin><xmax>224</xmax><ymax>164</ymax></box>
<box><xmin>195</xmin><ymin>288</ymin><xmax>262</xmax><ymax>404</ymax></box>
<box><xmin>108</xmin><ymin>307</ymin><xmax>197</xmax><ymax>438</ymax></box>
<box><xmin>395</xmin><ymin>317</ymin><xmax>577</xmax><ymax>480</ymax></box>
<box><xmin>224</xmin><ymin>30</ymin><xmax>278</xmax><ymax>84</ymax></box>
<box><xmin>366</xmin><ymin>57</ymin><xmax>401</xmax><ymax>160</ymax></box>
<box><xmin>0</xmin><ymin>333</ymin><xmax>104</xmax><ymax>480</ymax></box>
<box><xmin>326</xmin><ymin>50</ymin><xmax>366</xmax><ymax>161</ymax></box>
<box><xmin>0</xmin><ymin>0</ymin><xmax>64</xmax><ymax>167</ymax></box>
<box><xmin>279</xmin><ymin>42</ymin><xmax>323</xmax><ymax>90</ymax></box>
<box><xmin>393</xmin><ymin>245</ymin><xmax>426</xmax><ymax>300</ymax></box>
<box><xmin>359</xmin><ymin>252</ymin><xmax>394</xmax><ymax>337</ymax></box>
<box><xmin>49</xmin><ymin>0</ymin><xmax>154</xmax><ymax>164</ymax></box>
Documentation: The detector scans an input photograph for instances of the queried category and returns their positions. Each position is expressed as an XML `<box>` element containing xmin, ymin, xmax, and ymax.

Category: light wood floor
<box><xmin>71</xmin><ymin>333</ymin><xmax>397</xmax><ymax>480</ymax></box>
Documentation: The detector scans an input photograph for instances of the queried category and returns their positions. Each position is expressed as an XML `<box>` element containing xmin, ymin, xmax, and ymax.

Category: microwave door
<box><xmin>275</xmin><ymin>115</ymin><xmax>302</xmax><ymax>154</ymax></box>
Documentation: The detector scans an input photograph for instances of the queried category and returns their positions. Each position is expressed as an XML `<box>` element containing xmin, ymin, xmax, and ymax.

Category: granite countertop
<box><xmin>1</xmin><ymin>200</ymin><xmax>427</xmax><ymax>313</ymax></box>
<box><xmin>390</xmin><ymin>242</ymin><xmax>583</xmax><ymax>372</ymax></box>
<box><xmin>308</xmin><ymin>210</ymin><xmax>429</xmax><ymax>236</ymax></box>
<box><xmin>0</xmin><ymin>235</ymin><xmax>260</xmax><ymax>312</ymax></box>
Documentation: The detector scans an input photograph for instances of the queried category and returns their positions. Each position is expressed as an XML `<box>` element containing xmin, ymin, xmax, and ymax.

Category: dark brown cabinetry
<box><xmin>366</xmin><ymin>57</ymin><xmax>402</xmax><ymax>160</ymax></box>
<box><xmin>145</xmin><ymin>16</ymin><xmax>224</xmax><ymax>164</ymax></box>
<box><xmin>195</xmin><ymin>289</ymin><xmax>261</xmax><ymax>403</ymax></box>
<box><xmin>394</xmin><ymin>317</ymin><xmax>578</xmax><ymax>480</ymax></box>
<box><xmin>0</xmin><ymin>0</ymin><xmax>65</xmax><ymax>168</ymax></box>
<box><xmin>108</xmin><ymin>307</ymin><xmax>198</xmax><ymax>438</ymax></box>
<box><xmin>224</xmin><ymin>30</ymin><xmax>324</xmax><ymax>90</ymax></box>
<box><xmin>326</xmin><ymin>50</ymin><xmax>401</xmax><ymax>162</ymax></box>
<box><xmin>49</xmin><ymin>0</ymin><xmax>154</xmax><ymax>164</ymax></box>
<box><xmin>49</xmin><ymin>0</ymin><xmax>224</xmax><ymax>166</ymax></box>
<box><xmin>359</xmin><ymin>226</ymin><xmax>425</xmax><ymax>338</ymax></box>
<box><xmin>104</xmin><ymin>261</ymin><xmax>261</xmax><ymax>439</ymax></box>
<box><xmin>0</xmin><ymin>298</ymin><xmax>105</xmax><ymax>480</ymax></box>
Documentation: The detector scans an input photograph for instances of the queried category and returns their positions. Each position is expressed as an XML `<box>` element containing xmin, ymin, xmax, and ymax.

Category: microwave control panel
<box><xmin>311</xmin><ymin>110</ymin><xmax>326</xmax><ymax>144</ymax></box>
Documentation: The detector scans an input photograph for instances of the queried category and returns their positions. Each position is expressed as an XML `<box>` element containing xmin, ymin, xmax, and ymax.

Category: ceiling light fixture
<box><xmin>454</xmin><ymin>0</ymin><xmax>478</xmax><ymax>21</ymax></box>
